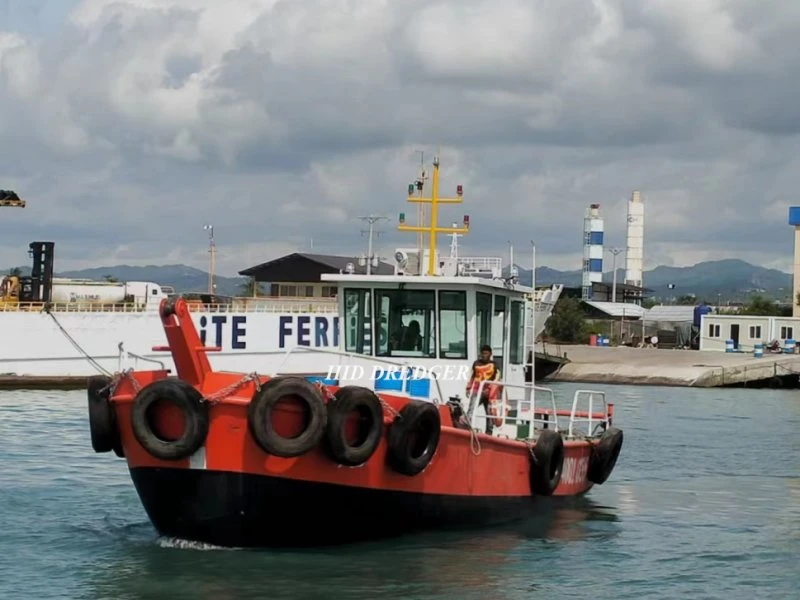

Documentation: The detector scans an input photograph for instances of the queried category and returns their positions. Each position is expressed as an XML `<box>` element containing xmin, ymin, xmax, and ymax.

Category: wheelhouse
<box><xmin>319</xmin><ymin>274</ymin><xmax>533</xmax><ymax>380</ymax></box>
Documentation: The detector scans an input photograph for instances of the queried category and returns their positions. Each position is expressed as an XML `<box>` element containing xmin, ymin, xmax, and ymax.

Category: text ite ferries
<box><xmin>85</xmin><ymin>155</ymin><xmax>620</xmax><ymax>548</ymax></box>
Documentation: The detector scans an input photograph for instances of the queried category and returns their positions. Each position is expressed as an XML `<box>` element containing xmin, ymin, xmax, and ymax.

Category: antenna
<box><xmin>358</xmin><ymin>214</ymin><xmax>389</xmax><ymax>275</ymax></box>
<box><xmin>449</xmin><ymin>223</ymin><xmax>463</xmax><ymax>258</ymax></box>
<box><xmin>398</xmin><ymin>154</ymin><xmax>468</xmax><ymax>276</ymax></box>
<box><xmin>413</xmin><ymin>150</ymin><xmax>428</xmax><ymax>274</ymax></box>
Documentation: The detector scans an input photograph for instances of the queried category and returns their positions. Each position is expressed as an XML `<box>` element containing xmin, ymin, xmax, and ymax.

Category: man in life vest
<box><xmin>466</xmin><ymin>344</ymin><xmax>502</xmax><ymax>434</ymax></box>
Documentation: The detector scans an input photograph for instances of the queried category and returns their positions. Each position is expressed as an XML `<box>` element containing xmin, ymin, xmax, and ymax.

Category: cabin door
<box><xmin>730</xmin><ymin>324</ymin><xmax>740</xmax><ymax>349</ymax></box>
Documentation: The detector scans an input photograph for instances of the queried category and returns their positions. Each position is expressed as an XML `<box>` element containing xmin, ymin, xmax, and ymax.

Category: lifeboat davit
<box><xmin>87</xmin><ymin>297</ymin><xmax>623</xmax><ymax>548</ymax></box>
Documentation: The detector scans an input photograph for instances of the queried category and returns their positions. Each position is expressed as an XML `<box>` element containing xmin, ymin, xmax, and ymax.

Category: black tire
<box><xmin>588</xmin><ymin>427</ymin><xmax>623</xmax><ymax>484</ymax></box>
<box><xmin>530</xmin><ymin>429</ymin><xmax>564</xmax><ymax>496</ymax></box>
<box><xmin>247</xmin><ymin>376</ymin><xmax>327</xmax><ymax>458</ymax></box>
<box><xmin>324</xmin><ymin>386</ymin><xmax>384</xmax><ymax>466</ymax></box>
<box><xmin>87</xmin><ymin>375</ymin><xmax>118</xmax><ymax>454</ymax></box>
<box><xmin>131</xmin><ymin>378</ymin><xmax>209</xmax><ymax>461</ymax></box>
<box><xmin>386</xmin><ymin>400</ymin><xmax>441</xmax><ymax>476</ymax></box>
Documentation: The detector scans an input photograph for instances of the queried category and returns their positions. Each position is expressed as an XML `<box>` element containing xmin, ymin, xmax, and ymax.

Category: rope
<box><xmin>43</xmin><ymin>305</ymin><xmax>112</xmax><ymax>376</ymax></box>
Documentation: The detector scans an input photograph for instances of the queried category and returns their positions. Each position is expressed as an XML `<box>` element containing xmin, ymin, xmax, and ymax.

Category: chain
<box><xmin>98</xmin><ymin>368</ymin><xmax>142</xmax><ymax>396</ymax></box>
<box><xmin>202</xmin><ymin>372</ymin><xmax>262</xmax><ymax>405</ymax></box>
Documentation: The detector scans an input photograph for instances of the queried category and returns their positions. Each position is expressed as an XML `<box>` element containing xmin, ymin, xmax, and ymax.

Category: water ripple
<box><xmin>0</xmin><ymin>385</ymin><xmax>798</xmax><ymax>599</ymax></box>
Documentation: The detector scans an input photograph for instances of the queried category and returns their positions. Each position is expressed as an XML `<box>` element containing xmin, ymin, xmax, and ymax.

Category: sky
<box><xmin>1</xmin><ymin>0</ymin><xmax>799</xmax><ymax>278</ymax></box>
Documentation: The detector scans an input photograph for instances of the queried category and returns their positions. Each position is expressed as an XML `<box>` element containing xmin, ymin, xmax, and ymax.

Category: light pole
<box><xmin>203</xmin><ymin>224</ymin><xmax>215</xmax><ymax>294</ymax></box>
<box><xmin>608</xmin><ymin>247</ymin><xmax>623</xmax><ymax>303</ymax></box>
<box><xmin>358</xmin><ymin>215</ymin><xmax>389</xmax><ymax>275</ymax></box>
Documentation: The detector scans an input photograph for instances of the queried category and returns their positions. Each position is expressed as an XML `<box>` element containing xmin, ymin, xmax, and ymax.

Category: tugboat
<box><xmin>86</xmin><ymin>155</ymin><xmax>623</xmax><ymax>548</ymax></box>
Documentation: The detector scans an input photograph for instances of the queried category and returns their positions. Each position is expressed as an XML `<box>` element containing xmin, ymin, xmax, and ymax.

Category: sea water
<box><xmin>0</xmin><ymin>384</ymin><xmax>797</xmax><ymax>599</ymax></box>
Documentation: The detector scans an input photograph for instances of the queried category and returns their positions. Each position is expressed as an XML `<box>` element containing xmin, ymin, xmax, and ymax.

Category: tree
<box><xmin>545</xmin><ymin>296</ymin><xmax>589</xmax><ymax>343</ymax></box>
<box><xmin>239</xmin><ymin>277</ymin><xmax>265</xmax><ymax>297</ymax></box>
<box><xmin>103</xmin><ymin>274</ymin><xmax>119</xmax><ymax>283</ymax></box>
<box><xmin>740</xmin><ymin>294</ymin><xmax>783</xmax><ymax>316</ymax></box>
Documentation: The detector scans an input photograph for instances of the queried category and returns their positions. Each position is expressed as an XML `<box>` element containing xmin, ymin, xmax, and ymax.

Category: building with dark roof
<box><xmin>239</xmin><ymin>252</ymin><xmax>396</xmax><ymax>298</ymax></box>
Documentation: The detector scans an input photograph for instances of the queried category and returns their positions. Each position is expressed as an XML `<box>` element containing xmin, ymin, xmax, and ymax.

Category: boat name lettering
<box><xmin>279</xmin><ymin>316</ymin><xmax>340</xmax><ymax>348</ymax></box>
<box><xmin>560</xmin><ymin>456</ymin><xmax>589</xmax><ymax>486</ymax></box>
<box><xmin>199</xmin><ymin>315</ymin><xmax>247</xmax><ymax>349</ymax></box>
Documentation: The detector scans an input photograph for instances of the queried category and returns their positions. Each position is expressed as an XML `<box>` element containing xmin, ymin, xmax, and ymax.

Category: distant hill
<box><xmin>1</xmin><ymin>258</ymin><xmax>792</xmax><ymax>301</ymax></box>
<box><xmin>2</xmin><ymin>264</ymin><xmax>248</xmax><ymax>296</ymax></box>
<box><xmin>514</xmin><ymin>259</ymin><xmax>792</xmax><ymax>301</ymax></box>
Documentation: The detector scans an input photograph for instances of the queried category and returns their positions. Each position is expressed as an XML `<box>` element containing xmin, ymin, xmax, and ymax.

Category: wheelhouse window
<box><xmin>476</xmin><ymin>292</ymin><xmax>492</xmax><ymax>350</ymax></box>
<box><xmin>344</xmin><ymin>289</ymin><xmax>371</xmax><ymax>355</ymax></box>
<box><xmin>493</xmin><ymin>295</ymin><xmax>506</xmax><ymax>366</ymax></box>
<box><xmin>509</xmin><ymin>299</ymin><xmax>523</xmax><ymax>364</ymax></box>
<box><xmin>439</xmin><ymin>290</ymin><xmax>467</xmax><ymax>359</ymax></box>
<box><xmin>374</xmin><ymin>289</ymin><xmax>435</xmax><ymax>357</ymax></box>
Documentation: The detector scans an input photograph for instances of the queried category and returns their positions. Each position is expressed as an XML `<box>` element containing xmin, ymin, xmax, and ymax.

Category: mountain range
<box><xmin>1</xmin><ymin>258</ymin><xmax>793</xmax><ymax>301</ymax></box>
<box><xmin>515</xmin><ymin>259</ymin><xmax>793</xmax><ymax>301</ymax></box>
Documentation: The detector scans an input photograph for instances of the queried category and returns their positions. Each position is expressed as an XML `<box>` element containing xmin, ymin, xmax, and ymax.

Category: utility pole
<box><xmin>608</xmin><ymin>247</ymin><xmax>623</xmax><ymax>303</ymax></box>
<box><xmin>203</xmin><ymin>224</ymin><xmax>215</xmax><ymax>294</ymax></box>
<box><xmin>397</xmin><ymin>154</ymin><xmax>469</xmax><ymax>276</ymax></box>
<box><xmin>358</xmin><ymin>215</ymin><xmax>389</xmax><ymax>275</ymax></box>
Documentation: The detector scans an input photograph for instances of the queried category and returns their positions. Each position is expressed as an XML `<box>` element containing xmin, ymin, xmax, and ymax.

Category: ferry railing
<box><xmin>467</xmin><ymin>379</ymin><xmax>560</xmax><ymax>439</ymax></box>
<box><xmin>271</xmin><ymin>346</ymin><xmax>447</xmax><ymax>405</ymax></box>
<box><xmin>0</xmin><ymin>299</ymin><xmax>338</xmax><ymax>313</ymax></box>
<box><xmin>568</xmin><ymin>390</ymin><xmax>610</xmax><ymax>438</ymax></box>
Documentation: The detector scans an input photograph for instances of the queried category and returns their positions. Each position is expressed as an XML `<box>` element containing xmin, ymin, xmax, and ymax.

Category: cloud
<box><xmin>0</xmin><ymin>0</ymin><xmax>798</xmax><ymax>279</ymax></box>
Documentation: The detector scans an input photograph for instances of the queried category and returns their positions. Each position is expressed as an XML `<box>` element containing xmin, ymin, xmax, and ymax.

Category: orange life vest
<box><xmin>468</xmin><ymin>360</ymin><xmax>503</xmax><ymax>426</ymax></box>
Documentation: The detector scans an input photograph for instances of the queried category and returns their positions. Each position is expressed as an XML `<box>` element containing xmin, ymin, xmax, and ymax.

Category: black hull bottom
<box><xmin>129</xmin><ymin>467</ymin><xmax>559</xmax><ymax>548</ymax></box>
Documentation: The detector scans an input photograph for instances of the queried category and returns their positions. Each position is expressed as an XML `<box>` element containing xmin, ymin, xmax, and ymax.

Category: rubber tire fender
<box><xmin>324</xmin><ymin>386</ymin><xmax>384</xmax><ymax>466</ymax></box>
<box><xmin>587</xmin><ymin>427</ymin><xmax>623</xmax><ymax>484</ymax></box>
<box><xmin>530</xmin><ymin>429</ymin><xmax>565</xmax><ymax>496</ymax></box>
<box><xmin>87</xmin><ymin>374</ymin><xmax>123</xmax><ymax>456</ymax></box>
<box><xmin>386</xmin><ymin>400</ymin><xmax>441</xmax><ymax>476</ymax></box>
<box><xmin>248</xmin><ymin>376</ymin><xmax>328</xmax><ymax>458</ymax></box>
<box><xmin>131</xmin><ymin>378</ymin><xmax>209</xmax><ymax>461</ymax></box>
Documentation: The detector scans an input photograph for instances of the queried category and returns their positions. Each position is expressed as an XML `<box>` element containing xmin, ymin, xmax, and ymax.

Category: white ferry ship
<box><xmin>0</xmin><ymin>243</ymin><xmax>562</xmax><ymax>380</ymax></box>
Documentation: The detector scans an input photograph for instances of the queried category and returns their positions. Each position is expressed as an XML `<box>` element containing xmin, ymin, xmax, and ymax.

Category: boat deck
<box><xmin>539</xmin><ymin>344</ymin><xmax>800</xmax><ymax>388</ymax></box>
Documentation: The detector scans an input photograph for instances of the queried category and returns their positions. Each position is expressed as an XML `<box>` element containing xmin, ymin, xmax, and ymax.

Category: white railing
<box><xmin>467</xmin><ymin>380</ymin><xmax>560</xmax><ymax>439</ymax></box>
<box><xmin>457</xmin><ymin>256</ymin><xmax>503</xmax><ymax>277</ymax></box>
<box><xmin>568</xmin><ymin>390</ymin><xmax>609</xmax><ymax>438</ymax></box>
<box><xmin>466</xmin><ymin>379</ymin><xmax>610</xmax><ymax>440</ymax></box>
<box><xmin>117</xmin><ymin>342</ymin><xmax>167</xmax><ymax>371</ymax></box>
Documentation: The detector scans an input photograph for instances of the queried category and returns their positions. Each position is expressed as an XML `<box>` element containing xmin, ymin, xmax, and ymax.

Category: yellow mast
<box><xmin>397</xmin><ymin>155</ymin><xmax>469</xmax><ymax>276</ymax></box>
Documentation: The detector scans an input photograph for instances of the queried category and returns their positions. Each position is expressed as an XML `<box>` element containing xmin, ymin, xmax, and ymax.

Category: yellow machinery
<box><xmin>0</xmin><ymin>190</ymin><xmax>26</xmax><ymax>308</ymax></box>
<box><xmin>0</xmin><ymin>190</ymin><xmax>25</xmax><ymax>207</ymax></box>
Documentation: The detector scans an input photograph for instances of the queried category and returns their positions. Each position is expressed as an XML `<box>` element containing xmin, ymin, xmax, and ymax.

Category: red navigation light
<box><xmin>457</xmin><ymin>184</ymin><xmax>463</xmax><ymax>196</ymax></box>
<box><xmin>399</xmin><ymin>212</ymin><xmax>405</xmax><ymax>223</ymax></box>
<box><xmin>463</xmin><ymin>214</ymin><xmax>469</xmax><ymax>227</ymax></box>
<box><xmin>408</xmin><ymin>184</ymin><xmax>414</xmax><ymax>196</ymax></box>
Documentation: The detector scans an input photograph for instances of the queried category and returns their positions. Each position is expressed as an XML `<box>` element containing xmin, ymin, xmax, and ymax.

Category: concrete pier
<box><xmin>540</xmin><ymin>345</ymin><xmax>800</xmax><ymax>387</ymax></box>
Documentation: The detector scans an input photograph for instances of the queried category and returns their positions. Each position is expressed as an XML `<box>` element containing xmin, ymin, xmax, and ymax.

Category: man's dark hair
<box><xmin>480</xmin><ymin>344</ymin><xmax>492</xmax><ymax>353</ymax></box>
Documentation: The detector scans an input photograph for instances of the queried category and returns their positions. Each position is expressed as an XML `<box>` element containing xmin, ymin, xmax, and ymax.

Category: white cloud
<box><xmin>0</xmin><ymin>0</ymin><xmax>798</xmax><ymax>280</ymax></box>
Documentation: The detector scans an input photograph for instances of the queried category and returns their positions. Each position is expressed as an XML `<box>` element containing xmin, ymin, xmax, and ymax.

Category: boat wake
<box><xmin>156</xmin><ymin>536</ymin><xmax>241</xmax><ymax>551</ymax></box>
